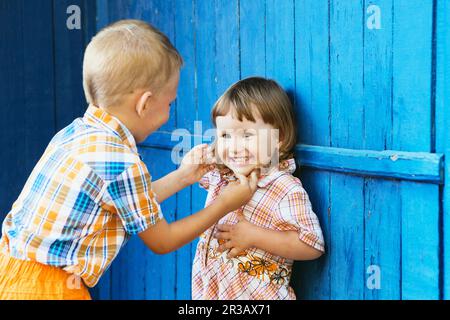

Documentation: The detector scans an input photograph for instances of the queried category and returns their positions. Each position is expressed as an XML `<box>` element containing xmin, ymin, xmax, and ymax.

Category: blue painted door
<box><xmin>1</xmin><ymin>0</ymin><xmax>449</xmax><ymax>300</ymax></box>
<box><xmin>91</xmin><ymin>0</ymin><xmax>449</xmax><ymax>300</ymax></box>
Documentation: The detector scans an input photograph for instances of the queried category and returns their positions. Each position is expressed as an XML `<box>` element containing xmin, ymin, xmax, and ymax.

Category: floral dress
<box><xmin>192</xmin><ymin>158</ymin><xmax>325</xmax><ymax>300</ymax></box>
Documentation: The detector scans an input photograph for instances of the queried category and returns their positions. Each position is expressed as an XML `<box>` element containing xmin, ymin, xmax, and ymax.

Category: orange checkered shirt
<box><xmin>192</xmin><ymin>159</ymin><xmax>325</xmax><ymax>300</ymax></box>
<box><xmin>0</xmin><ymin>105</ymin><xmax>163</xmax><ymax>287</ymax></box>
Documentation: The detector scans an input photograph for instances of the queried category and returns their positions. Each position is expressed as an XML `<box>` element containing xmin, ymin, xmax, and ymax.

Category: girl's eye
<box><xmin>221</xmin><ymin>133</ymin><xmax>231</xmax><ymax>139</ymax></box>
<box><xmin>244</xmin><ymin>132</ymin><xmax>255</xmax><ymax>138</ymax></box>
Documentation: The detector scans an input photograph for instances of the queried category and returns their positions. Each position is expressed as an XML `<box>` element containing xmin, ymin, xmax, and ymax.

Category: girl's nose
<box><xmin>228</xmin><ymin>137</ymin><xmax>247</xmax><ymax>155</ymax></box>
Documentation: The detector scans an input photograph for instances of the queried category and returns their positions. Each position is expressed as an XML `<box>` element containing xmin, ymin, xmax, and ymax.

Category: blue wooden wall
<box><xmin>0</xmin><ymin>0</ymin><xmax>448</xmax><ymax>300</ymax></box>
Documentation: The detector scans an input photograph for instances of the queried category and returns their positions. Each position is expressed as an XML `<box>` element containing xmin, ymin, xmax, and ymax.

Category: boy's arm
<box><xmin>215</xmin><ymin>216</ymin><xmax>323</xmax><ymax>261</ymax></box>
<box><xmin>151</xmin><ymin>169</ymin><xmax>190</xmax><ymax>202</ymax></box>
<box><xmin>138</xmin><ymin>200</ymin><xmax>226</xmax><ymax>254</ymax></box>
<box><xmin>138</xmin><ymin>171</ymin><xmax>259</xmax><ymax>254</ymax></box>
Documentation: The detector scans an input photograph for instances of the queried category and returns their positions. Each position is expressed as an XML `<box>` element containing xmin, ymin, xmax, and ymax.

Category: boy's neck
<box><xmin>98</xmin><ymin>101</ymin><xmax>148</xmax><ymax>144</ymax></box>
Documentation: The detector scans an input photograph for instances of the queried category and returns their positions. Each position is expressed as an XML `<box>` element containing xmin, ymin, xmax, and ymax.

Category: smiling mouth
<box><xmin>228</xmin><ymin>156</ymin><xmax>253</xmax><ymax>166</ymax></box>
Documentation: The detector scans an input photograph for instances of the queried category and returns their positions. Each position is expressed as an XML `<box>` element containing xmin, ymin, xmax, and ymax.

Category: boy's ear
<box><xmin>135</xmin><ymin>91</ymin><xmax>153</xmax><ymax>118</ymax></box>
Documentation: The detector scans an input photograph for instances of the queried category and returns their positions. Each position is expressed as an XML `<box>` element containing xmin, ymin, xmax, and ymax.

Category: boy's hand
<box><xmin>216</xmin><ymin>170</ymin><xmax>259</xmax><ymax>212</ymax></box>
<box><xmin>215</xmin><ymin>214</ymin><xmax>258</xmax><ymax>258</ymax></box>
<box><xmin>178</xmin><ymin>144</ymin><xmax>215</xmax><ymax>186</ymax></box>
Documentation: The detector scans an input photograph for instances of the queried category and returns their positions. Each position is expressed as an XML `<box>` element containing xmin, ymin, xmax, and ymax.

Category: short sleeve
<box><xmin>273</xmin><ymin>190</ymin><xmax>325</xmax><ymax>253</ymax></box>
<box><xmin>105</xmin><ymin>161</ymin><xmax>163</xmax><ymax>235</ymax></box>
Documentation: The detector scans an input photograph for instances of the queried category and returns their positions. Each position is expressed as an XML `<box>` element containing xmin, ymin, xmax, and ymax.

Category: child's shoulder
<box><xmin>48</xmin><ymin>118</ymin><xmax>142</xmax><ymax>180</ymax></box>
<box><xmin>53</xmin><ymin>118</ymin><xmax>135</xmax><ymax>154</ymax></box>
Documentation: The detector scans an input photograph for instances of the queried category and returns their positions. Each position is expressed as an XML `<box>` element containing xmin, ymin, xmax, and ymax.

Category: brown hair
<box><xmin>83</xmin><ymin>19</ymin><xmax>183</xmax><ymax>108</ymax></box>
<box><xmin>211</xmin><ymin>77</ymin><xmax>297</xmax><ymax>161</ymax></box>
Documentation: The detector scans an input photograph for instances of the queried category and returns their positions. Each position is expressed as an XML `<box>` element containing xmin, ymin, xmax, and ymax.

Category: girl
<box><xmin>192</xmin><ymin>77</ymin><xmax>325</xmax><ymax>300</ymax></box>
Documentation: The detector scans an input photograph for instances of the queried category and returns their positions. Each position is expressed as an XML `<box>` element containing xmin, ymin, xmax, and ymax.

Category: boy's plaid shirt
<box><xmin>0</xmin><ymin>105</ymin><xmax>163</xmax><ymax>287</ymax></box>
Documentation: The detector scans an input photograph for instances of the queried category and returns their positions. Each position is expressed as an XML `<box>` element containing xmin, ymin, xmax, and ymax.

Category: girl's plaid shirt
<box><xmin>0</xmin><ymin>105</ymin><xmax>163</xmax><ymax>287</ymax></box>
<box><xmin>192</xmin><ymin>159</ymin><xmax>325</xmax><ymax>300</ymax></box>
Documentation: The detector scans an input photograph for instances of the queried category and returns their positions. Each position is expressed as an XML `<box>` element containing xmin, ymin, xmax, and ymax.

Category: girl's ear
<box><xmin>135</xmin><ymin>91</ymin><xmax>153</xmax><ymax>118</ymax></box>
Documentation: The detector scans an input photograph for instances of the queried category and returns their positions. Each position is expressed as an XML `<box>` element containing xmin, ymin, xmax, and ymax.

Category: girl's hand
<box><xmin>178</xmin><ymin>144</ymin><xmax>215</xmax><ymax>185</ymax></box>
<box><xmin>214</xmin><ymin>214</ymin><xmax>259</xmax><ymax>258</ymax></box>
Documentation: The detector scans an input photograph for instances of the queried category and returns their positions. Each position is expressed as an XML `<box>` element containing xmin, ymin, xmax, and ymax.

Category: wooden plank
<box><xmin>329</xmin><ymin>0</ymin><xmax>365</xmax><ymax>299</ymax></box>
<box><xmin>194</xmin><ymin>0</ymin><xmax>216</xmax><ymax>132</ymax></box>
<box><xmin>112</xmin><ymin>235</ymin><xmax>147</xmax><ymax>299</ymax></box>
<box><xmin>392</xmin><ymin>1</ymin><xmax>432</xmax><ymax>152</ymax></box>
<box><xmin>239</xmin><ymin>0</ymin><xmax>266</xmax><ymax>78</ymax></box>
<box><xmin>175</xmin><ymin>0</ymin><xmax>196</xmax><ymax>134</ymax></box>
<box><xmin>106</xmin><ymin>0</ymin><xmax>127</xmax><ymax>21</ymax></box>
<box><xmin>392</xmin><ymin>0</ymin><xmax>439</xmax><ymax>299</ymax></box>
<box><xmin>401</xmin><ymin>182</ymin><xmax>440</xmax><ymax>299</ymax></box>
<box><xmin>329</xmin><ymin>0</ymin><xmax>364</xmax><ymax>148</ymax></box>
<box><xmin>0</xmin><ymin>0</ymin><xmax>55</xmax><ymax>218</ymax></box>
<box><xmin>53</xmin><ymin>0</ymin><xmax>90</xmax><ymax>130</ymax></box>
<box><xmin>293</xmin><ymin>0</ymin><xmax>331</xmax><ymax>300</ymax></box>
<box><xmin>363</xmin><ymin>0</ymin><xmax>393</xmax><ymax>150</ymax></box>
<box><xmin>96</xmin><ymin>0</ymin><xmax>110</xmax><ymax>30</ymax></box>
<box><xmin>92</xmin><ymin>264</ymin><xmax>112</xmax><ymax>300</ymax></box>
<box><xmin>329</xmin><ymin>173</ymin><xmax>365</xmax><ymax>299</ymax></box>
<box><xmin>265</xmin><ymin>0</ymin><xmax>295</xmax><ymax>94</ymax></box>
<box><xmin>22</xmin><ymin>0</ymin><xmax>57</xmax><ymax>181</ymax></box>
<box><xmin>298</xmin><ymin>145</ymin><xmax>443</xmax><ymax>184</ymax></box>
<box><xmin>435</xmin><ymin>0</ymin><xmax>450</xmax><ymax>300</ymax></box>
<box><xmin>141</xmin><ymin>147</ymin><xmax>177</xmax><ymax>299</ymax></box>
<box><xmin>83</xmin><ymin>0</ymin><xmax>97</xmax><ymax>49</ymax></box>
<box><xmin>174</xmin><ymin>0</ymin><xmax>196</xmax><ymax>300</ymax></box>
<box><xmin>140</xmin><ymin>131</ymin><xmax>201</xmax><ymax>149</ymax></box>
<box><xmin>0</xmin><ymin>0</ymin><xmax>25</xmax><ymax>219</ymax></box>
<box><xmin>215</xmin><ymin>0</ymin><xmax>240</xmax><ymax>93</ymax></box>
<box><xmin>294</xmin><ymin>0</ymin><xmax>330</xmax><ymax>147</ymax></box>
<box><xmin>192</xmin><ymin>0</ymin><xmax>216</xmax><ymax>266</ymax></box>
<box><xmin>363</xmin><ymin>0</ymin><xmax>400</xmax><ymax>300</ymax></box>
<box><xmin>364</xmin><ymin>179</ymin><xmax>401</xmax><ymax>299</ymax></box>
<box><xmin>293</xmin><ymin>168</ymin><xmax>331</xmax><ymax>300</ymax></box>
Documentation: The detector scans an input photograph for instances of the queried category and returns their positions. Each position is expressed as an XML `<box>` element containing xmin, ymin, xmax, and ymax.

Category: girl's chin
<box><xmin>227</xmin><ymin>164</ymin><xmax>257</xmax><ymax>176</ymax></box>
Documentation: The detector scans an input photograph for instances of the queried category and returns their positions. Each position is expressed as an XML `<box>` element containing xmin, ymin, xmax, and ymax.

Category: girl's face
<box><xmin>215</xmin><ymin>109</ymin><xmax>280</xmax><ymax>176</ymax></box>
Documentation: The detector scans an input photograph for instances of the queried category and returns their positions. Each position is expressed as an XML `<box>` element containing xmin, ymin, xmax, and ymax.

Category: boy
<box><xmin>0</xmin><ymin>20</ymin><xmax>258</xmax><ymax>300</ymax></box>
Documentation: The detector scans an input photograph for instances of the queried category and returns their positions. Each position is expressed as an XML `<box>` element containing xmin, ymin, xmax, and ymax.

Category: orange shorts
<box><xmin>0</xmin><ymin>253</ymin><xmax>91</xmax><ymax>300</ymax></box>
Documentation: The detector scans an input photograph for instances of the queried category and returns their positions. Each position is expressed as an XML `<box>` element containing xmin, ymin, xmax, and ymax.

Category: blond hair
<box><xmin>212</xmin><ymin>77</ymin><xmax>297</xmax><ymax>161</ymax></box>
<box><xmin>83</xmin><ymin>19</ymin><xmax>183</xmax><ymax>107</ymax></box>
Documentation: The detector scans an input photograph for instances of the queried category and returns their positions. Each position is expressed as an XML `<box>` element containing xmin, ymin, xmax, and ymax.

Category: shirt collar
<box><xmin>256</xmin><ymin>158</ymin><xmax>297</xmax><ymax>188</ymax></box>
<box><xmin>83</xmin><ymin>104</ymin><xmax>138</xmax><ymax>154</ymax></box>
